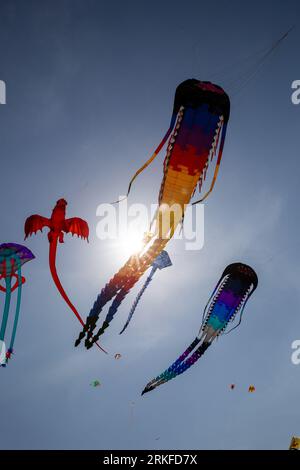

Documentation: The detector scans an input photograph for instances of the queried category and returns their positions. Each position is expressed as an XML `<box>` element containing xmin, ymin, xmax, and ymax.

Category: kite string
<box><xmin>212</xmin><ymin>27</ymin><xmax>294</xmax><ymax>96</ymax></box>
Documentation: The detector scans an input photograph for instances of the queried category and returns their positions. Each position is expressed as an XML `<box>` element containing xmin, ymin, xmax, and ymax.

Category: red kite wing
<box><xmin>24</xmin><ymin>215</ymin><xmax>51</xmax><ymax>239</ymax></box>
<box><xmin>64</xmin><ymin>217</ymin><xmax>89</xmax><ymax>241</ymax></box>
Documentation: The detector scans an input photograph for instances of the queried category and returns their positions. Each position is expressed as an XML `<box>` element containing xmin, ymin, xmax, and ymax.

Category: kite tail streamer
<box><xmin>120</xmin><ymin>266</ymin><xmax>157</xmax><ymax>335</ymax></box>
<box><xmin>142</xmin><ymin>339</ymin><xmax>211</xmax><ymax>394</ymax></box>
<box><xmin>85</xmin><ymin>285</ymin><xmax>132</xmax><ymax>348</ymax></box>
<box><xmin>0</xmin><ymin>261</ymin><xmax>12</xmax><ymax>343</ymax></box>
<box><xmin>48</xmin><ymin>238</ymin><xmax>107</xmax><ymax>353</ymax></box>
<box><xmin>74</xmin><ymin>276</ymin><xmax>122</xmax><ymax>347</ymax></box>
<box><xmin>192</xmin><ymin>122</ymin><xmax>228</xmax><ymax>205</ymax></box>
<box><xmin>82</xmin><ymin>237</ymin><xmax>170</xmax><ymax>348</ymax></box>
<box><xmin>121</xmin><ymin>114</ymin><xmax>177</xmax><ymax>202</ymax></box>
<box><xmin>7</xmin><ymin>264</ymin><xmax>22</xmax><ymax>360</ymax></box>
<box><xmin>85</xmin><ymin>277</ymin><xmax>137</xmax><ymax>348</ymax></box>
<box><xmin>49</xmin><ymin>237</ymin><xmax>85</xmax><ymax>326</ymax></box>
<box><xmin>223</xmin><ymin>284</ymin><xmax>256</xmax><ymax>335</ymax></box>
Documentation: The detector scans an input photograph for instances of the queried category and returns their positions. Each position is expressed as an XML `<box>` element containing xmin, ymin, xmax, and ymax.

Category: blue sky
<box><xmin>0</xmin><ymin>0</ymin><xmax>300</xmax><ymax>450</ymax></box>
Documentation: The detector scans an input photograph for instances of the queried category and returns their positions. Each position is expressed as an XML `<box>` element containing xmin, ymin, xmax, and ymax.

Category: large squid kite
<box><xmin>24</xmin><ymin>199</ymin><xmax>106</xmax><ymax>353</ymax></box>
<box><xmin>0</xmin><ymin>243</ymin><xmax>34</xmax><ymax>367</ymax></box>
<box><xmin>142</xmin><ymin>263</ymin><xmax>258</xmax><ymax>394</ymax></box>
<box><xmin>76</xmin><ymin>79</ymin><xmax>230</xmax><ymax>349</ymax></box>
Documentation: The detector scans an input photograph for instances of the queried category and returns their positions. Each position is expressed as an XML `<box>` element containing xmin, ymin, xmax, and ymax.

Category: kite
<box><xmin>114</xmin><ymin>353</ymin><xmax>122</xmax><ymax>360</ymax></box>
<box><xmin>0</xmin><ymin>243</ymin><xmax>34</xmax><ymax>367</ymax></box>
<box><xmin>289</xmin><ymin>437</ymin><xmax>300</xmax><ymax>450</ymax></box>
<box><xmin>76</xmin><ymin>79</ymin><xmax>230</xmax><ymax>349</ymax></box>
<box><xmin>24</xmin><ymin>198</ymin><xmax>106</xmax><ymax>353</ymax></box>
<box><xmin>90</xmin><ymin>380</ymin><xmax>101</xmax><ymax>387</ymax></box>
<box><xmin>142</xmin><ymin>263</ymin><xmax>258</xmax><ymax>394</ymax></box>
<box><xmin>248</xmin><ymin>385</ymin><xmax>256</xmax><ymax>393</ymax></box>
<box><xmin>230</xmin><ymin>384</ymin><xmax>235</xmax><ymax>390</ymax></box>
<box><xmin>120</xmin><ymin>250</ymin><xmax>172</xmax><ymax>334</ymax></box>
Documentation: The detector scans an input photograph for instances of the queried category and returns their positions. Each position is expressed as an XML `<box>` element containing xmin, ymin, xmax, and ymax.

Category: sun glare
<box><xmin>118</xmin><ymin>230</ymin><xmax>144</xmax><ymax>258</ymax></box>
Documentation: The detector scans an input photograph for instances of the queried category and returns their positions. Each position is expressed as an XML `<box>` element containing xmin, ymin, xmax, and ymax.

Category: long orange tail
<box><xmin>49</xmin><ymin>237</ymin><xmax>107</xmax><ymax>354</ymax></box>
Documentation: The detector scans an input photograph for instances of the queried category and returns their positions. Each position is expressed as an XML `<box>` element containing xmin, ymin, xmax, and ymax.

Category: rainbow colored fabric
<box><xmin>75</xmin><ymin>79</ymin><xmax>230</xmax><ymax>349</ymax></box>
<box><xmin>142</xmin><ymin>263</ymin><xmax>258</xmax><ymax>394</ymax></box>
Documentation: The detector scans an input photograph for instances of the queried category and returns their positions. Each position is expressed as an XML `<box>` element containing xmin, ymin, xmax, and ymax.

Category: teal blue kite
<box><xmin>0</xmin><ymin>243</ymin><xmax>34</xmax><ymax>367</ymax></box>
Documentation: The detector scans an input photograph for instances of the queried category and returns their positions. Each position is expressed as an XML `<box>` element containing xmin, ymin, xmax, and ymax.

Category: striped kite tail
<box><xmin>120</xmin><ymin>268</ymin><xmax>156</xmax><ymax>334</ymax></box>
<box><xmin>74</xmin><ymin>270</ymin><xmax>123</xmax><ymax>347</ymax></box>
<box><xmin>86</xmin><ymin>238</ymin><xmax>169</xmax><ymax>348</ymax></box>
<box><xmin>142</xmin><ymin>339</ymin><xmax>211</xmax><ymax>395</ymax></box>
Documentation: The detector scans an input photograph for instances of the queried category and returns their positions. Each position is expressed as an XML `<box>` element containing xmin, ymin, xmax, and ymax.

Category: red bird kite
<box><xmin>24</xmin><ymin>199</ymin><xmax>106</xmax><ymax>353</ymax></box>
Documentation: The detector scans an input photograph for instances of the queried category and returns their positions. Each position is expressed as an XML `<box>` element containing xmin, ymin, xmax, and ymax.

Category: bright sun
<box><xmin>118</xmin><ymin>230</ymin><xmax>144</xmax><ymax>258</ymax></box>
